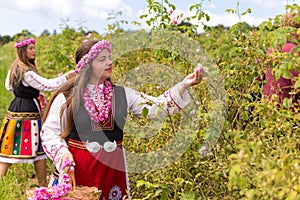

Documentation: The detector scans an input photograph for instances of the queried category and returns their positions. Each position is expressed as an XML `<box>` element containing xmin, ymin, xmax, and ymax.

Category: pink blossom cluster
<box><xmin>75</xmin><ymin>40</ymin><xmax>112</xmax><ymax>73</ymax></box>
<box><xmin>30</xmin><ymin>182</ymin><xmax>71</xmax><ymax>200</ymax></box>
<box><xmin>29</xmin><ymin>159</ymin><xmax>74</xmax><ymax>200</ymax></box>
<box><xmin>168</xmin><ymin>8</ymin><xmax>179</xmax><ymax>25</ymax></box>
<box><xmin>61</xmin><ymin>159</ymin><xmax>75</xmax><ymax>172</ymax></box>
<box><xmin>83</xmin><ymin>80</ymin><xmax>113</xmax><ymax>123</ymax></box>
<box><xmin>14</xmin><ymin>38</ymin><xmax>36</xmax><ymax>48</ymax></box>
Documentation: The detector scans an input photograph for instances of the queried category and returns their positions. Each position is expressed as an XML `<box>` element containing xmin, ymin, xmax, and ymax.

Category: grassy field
<box><xmin>0</xmin><ymin>43</ymin><xmax>14</xmax><ymax>119</ymax></box>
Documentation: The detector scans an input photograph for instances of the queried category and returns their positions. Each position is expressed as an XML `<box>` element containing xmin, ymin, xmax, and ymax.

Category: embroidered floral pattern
<box><xmin>109</xmin><ymin>185</ymin><xmax>122</xmax><ymax>200</ymax></box>
<box><xmin>83</xmin><ymin>80</ymin><xmax>113</xmax><ymax>123</ymax></box>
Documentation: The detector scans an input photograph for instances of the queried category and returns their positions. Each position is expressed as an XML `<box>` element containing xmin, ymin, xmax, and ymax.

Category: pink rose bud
<box><xmin>197</xmin><ymin>63</ymin><xmax>203</xmax><ymax>71</ymax></box>
<box><xmin>194</xmin><ymin>63</ymin><xmax>203</xmax><ymax>72</ymax></box>
<box><xmin>195</xmin><ymin>63</ymin><xmax>209</xmax><ymax>74</ymax></box>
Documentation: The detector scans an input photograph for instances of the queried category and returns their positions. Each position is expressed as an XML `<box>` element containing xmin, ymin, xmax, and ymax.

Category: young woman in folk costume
<box><xmin>0</xmin><ymin>37</ymin><xmax>75</xmax><ymax>186</ymax></box>
<box><xmin>41</xmin><ymin>39</ymin><xmax>204</xmax><ymax>199</ymax></box>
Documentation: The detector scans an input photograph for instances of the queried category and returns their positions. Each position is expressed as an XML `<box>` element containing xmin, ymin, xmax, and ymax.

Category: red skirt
<box><xmin>68</xmin><ymin>140</ymin><xmax>129</xmax><ymax>200</ymax></box>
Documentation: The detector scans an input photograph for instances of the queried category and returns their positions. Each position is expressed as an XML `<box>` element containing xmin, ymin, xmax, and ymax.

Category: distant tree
<box><xmin>213</xmin><ymin>24</ymin><xmax>230</xmax><ymax>31</ymax></box>
<box><xmin>169</xmin><ymin>21</ymin><xmax>197</xmax><ymax>37</ymax></box>
<box><xmin>0</xmin><ymin>35</ymin><xmax>12</xmax><ymax>45</ymax></box>
<box><xmin>12</xmin><ymin>30</ymin><xmax>34</xmax><ymax>41</ymax></box>
<box><xmin>84</xmin><ymin>30</ymin><xmax>99</xmax><ymax>36</ymax></box>
<box><xmin>41</xmin><ymin>29</ymin><xmax>50</xmax><ymax>36</ymax></box>
<box><xmin>234</xmin><ymin>21</ymin><xmax>258</xmax><ymax>33</ymax></box>
<box><xmin>53</xmin><ymin>29</ymin><xmax>57</xmax><ymax>35</ymax></box>
<box><xmin>177</xmin><ymin>21</ymin><xmax>196</xmax><ymax>33</ymax></box>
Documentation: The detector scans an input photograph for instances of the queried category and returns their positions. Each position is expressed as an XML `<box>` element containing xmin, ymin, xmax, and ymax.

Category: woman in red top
<box><xmin>263</xmin><ymin>12</ymin><xmax>300</xmax><ymax>108</ymax></box>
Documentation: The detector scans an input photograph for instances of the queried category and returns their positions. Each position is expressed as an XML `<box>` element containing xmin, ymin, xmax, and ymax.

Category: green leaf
<box><xmin>267</xmin><ymin>21</ymin><xmax>274</xmax><ymax>30</ymax></box>
<box><xmin>275</xmin><ymin>68</ymin><xmax>281</xmax><ymax>80</ymax></box>
<box><xmin>174</xmin><ymin>177</ymin><xmax>185</xmax><ymax>184</ymax></box>
<box><xmin>225</xmin><ymin>9</ymin><xmax>235</xmax><ymax>14</ymax></box>
<box><xmin>283</xmin><ymin>98</ymin><xmax>292</xmax><ymax>109</ymax></box>
<box><xmin>280</xmin><ymin>63</ymin><xmax>291</xmax><ymax>79</ymax></box>
<box><xmin>181</xmin><ymin>191</ymin><xmax>195</xmax><ymax>200</ymax></box>
<box><xmin>142</xmin><ymin>107</ymin><xmax>149</xmax><ymax>117</ymax></box>
<box><xmin>154</xmin><ymin>189</ymin><xmax>163</xmax><ymax>196</ymax></box>
<box><xmin>294</xmin><ymin>79</ymin><xmax>300</xmax><ymax>89</ymax></box>
<box><xmin>136</xmin><ymin>180</ymin><xmax>147</xmax><ymax>188</ymax></box>
<box><xmin>293</xmin><ymin>46</ymin><xmax>300</xmax><ymax>53</ymax></box>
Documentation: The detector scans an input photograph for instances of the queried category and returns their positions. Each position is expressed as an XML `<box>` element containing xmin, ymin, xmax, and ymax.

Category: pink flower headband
<box><xmin>14</xmin><ymin>38</ymin><xmax>36</xmax><ymax>48</ymax></box>
<box><xmin>75</xmin><ymin>40</ymin><xmax>112</xmax><ymax>73</ymax></box>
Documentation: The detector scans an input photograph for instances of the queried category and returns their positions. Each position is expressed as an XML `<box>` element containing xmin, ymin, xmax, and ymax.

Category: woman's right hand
<box><xmin>181</xmin><ymin>64</ymin><xmax>207</xmax><ymax>88</ymax></box>
<box><xmin>61</xmin><ymin>152</ymin><xmax>75</xmax><ymax>169</ymax></box>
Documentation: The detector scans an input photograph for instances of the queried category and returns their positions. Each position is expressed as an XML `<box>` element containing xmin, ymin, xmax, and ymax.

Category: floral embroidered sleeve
<box><xmin>125</xmin><ymin>81</ymin><xmax>190</xmax><ymax>119</ymax></box>
<box><xmin>41</xmin><ymin>93</ymin><xmax>70</xmax><ymax>173</ymax></box>
<box><xmin>23</xmin><ymin>71</ymin><xmax>68</xmax><ymax>92</ymax></box>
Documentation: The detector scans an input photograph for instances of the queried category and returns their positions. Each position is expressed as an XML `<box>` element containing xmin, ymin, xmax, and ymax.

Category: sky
<box><xmin>0</xmin><ymin>0</ymin><xmax>299</xmax><ymax>37</ymax></box>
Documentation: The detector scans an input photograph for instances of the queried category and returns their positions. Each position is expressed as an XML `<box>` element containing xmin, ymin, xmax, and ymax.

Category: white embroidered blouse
<box><xmin>5</xmin><ymin>70</ymin><xmax>68</xmax><ymax>92</ymax></box>
<box><xmin>41</xmin><ymin>82</ymin><xmax>190</xmax><ymax>172</ymax></box>
<box><xmin>5</xmin><ymin>70</ymin><xmax>68</xmax><ymax>114</ymax></box>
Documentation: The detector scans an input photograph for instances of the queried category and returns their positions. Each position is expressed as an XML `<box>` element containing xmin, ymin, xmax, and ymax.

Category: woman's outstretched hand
<box><xmin>182</xmin><ymin>64</ymin><xmax>207</xmax><ymax>88</ymax></box>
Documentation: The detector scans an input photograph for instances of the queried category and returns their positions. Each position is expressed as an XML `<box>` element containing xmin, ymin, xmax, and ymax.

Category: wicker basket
<box><xmin>26</xmin><ymin>167</ymin><xmax>101</xmax><ymax>200</ymax></box>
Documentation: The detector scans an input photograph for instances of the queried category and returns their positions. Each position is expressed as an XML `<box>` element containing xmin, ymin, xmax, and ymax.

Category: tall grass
<box><xmin>0</xmin><ymin>42</ymin><xmax>14</xmax><ymax>119</ymax></box>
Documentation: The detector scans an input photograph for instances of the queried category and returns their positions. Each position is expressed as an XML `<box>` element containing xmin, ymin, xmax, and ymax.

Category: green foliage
<box><xmin>225</xmin><ymin>2</ymin><xmax>252</xmax><ymax>23</ymax></box>
<box><xmin>0</xmin><ymin>2</ymin><xmax>299</xmax><ymax>200</ymax></box>
<box><xmin>12</xmin><ymin>29</ymin><xmax>35</xmax><ymax>41</ymax></box>
<box><xmin>37</xmin><ymin>27</ymin><xmax>85</xmax><ymax>76</ymax></box>
<box><xmin>140</xmin><ymin>0</ymin><xmax>209</xmax><ymax>35</ymax></box>
<box><xmin>228</xmin><ymin>102</ymin><xmax>300</xmax><ymax>199</ymax></box>
<box><xmin>0</xmin><ymin>35</ymin><xmax>12</xmax><ymax>45</ymax></box>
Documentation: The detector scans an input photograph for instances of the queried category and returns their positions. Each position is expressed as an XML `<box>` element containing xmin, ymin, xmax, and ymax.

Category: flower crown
<box><xmin>14</xmin><ymin>38</ymin><xmax>36</xmax><ymax>48</ymax></box>
<box><xmin>75</xmin><ymin>40</ymin><xmax>112</xmax><ymax>73</ymax></box>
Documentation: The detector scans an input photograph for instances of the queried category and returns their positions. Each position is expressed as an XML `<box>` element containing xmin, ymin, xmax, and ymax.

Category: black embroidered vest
<box><xmin>8</xmin><ymin>81</ymin><xmax>40</xmax><ymax>112</ymax></box>
<box><xmin>67</xmin><ymin>86</ymin><xmax>128</xmax><ymax>145</ymax></box>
